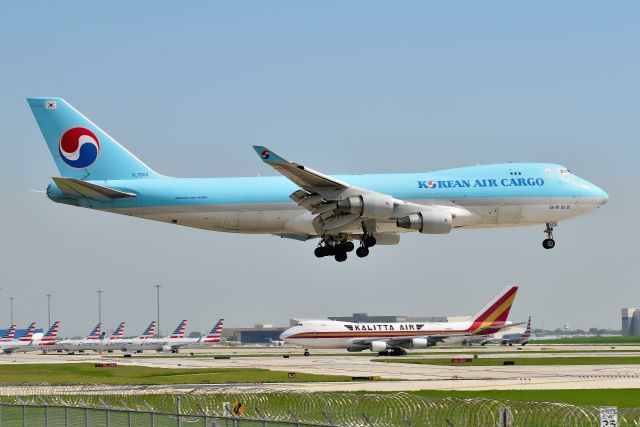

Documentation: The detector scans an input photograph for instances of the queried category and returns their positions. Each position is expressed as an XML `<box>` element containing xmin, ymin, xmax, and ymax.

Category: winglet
<box><xmin>252</xmin><ymin>146</ymin><xmax>287</xmax><ymax>165</ymax></box>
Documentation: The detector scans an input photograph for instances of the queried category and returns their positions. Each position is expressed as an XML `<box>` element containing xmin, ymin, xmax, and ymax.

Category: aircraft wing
<box><xmin>252</xmin><ymin>146</ymin><xmax>350</xmax><ymax>192</ymax></box>
<box><xmin>253</xmin><ymin>146</ymin><xmax>460</xmax><ymax>237</ymax></box>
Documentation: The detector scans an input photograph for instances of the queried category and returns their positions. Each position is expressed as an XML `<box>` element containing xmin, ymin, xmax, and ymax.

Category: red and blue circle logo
<box><xmin>59</xmin><ymin>127</ymin><xmax>101</xmax><ymax>168</ymax></box>
<box><xmin>260</xmin><ymin>150</ymin><xmax>270</xmax><ymax>159</ymax></box>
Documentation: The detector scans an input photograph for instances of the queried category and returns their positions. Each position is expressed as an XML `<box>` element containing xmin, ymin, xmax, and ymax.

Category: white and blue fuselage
<box><xmin>46</xmin><ymin>163</ymin><xmax>607</xmax><ymax>235</ymax></box>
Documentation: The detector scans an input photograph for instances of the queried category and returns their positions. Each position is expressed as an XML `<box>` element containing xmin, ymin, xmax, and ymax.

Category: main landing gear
<box><xmin>303</xmin><ymin>349</ymin><xmax>310</xmax><ymax>356</ymax></box>
<box><xmin>314</xmin><ymin>240</ymin><xmax>354</xmax><ymax>262</ymax></box>
<box><xmin>542</xmin><ymin>223</ymin><xmax>556</xmax><ymax>249</ymax></box>
<box><xmin>315</xmin><ymin>235</ymin><xmax>377</xmax><ymax>262</ymax></box>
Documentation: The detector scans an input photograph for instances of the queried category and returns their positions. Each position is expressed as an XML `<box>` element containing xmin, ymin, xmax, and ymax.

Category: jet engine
<box><xmin>410</xmin><ymin>338</ymin><xmax>432</xmax><ymax>349</ymax></box>
<box><xmin>369</xmin><ymin>341</ymin><xmax>388</xmax><ymax>352</ymax></box>
<box><xmin>338</xmin><ymin>194</ymin><xmax>394</xmax><ymax>219</ymax></box>
<box><xmin>396</xmin><ymin>210</ymin><xmax>452</xmax><ymax>234</ymax></box>
<box><xmin>158</xmin><ymin>345</ymin><xmax>174</xmax><ymax>353</ymax></box>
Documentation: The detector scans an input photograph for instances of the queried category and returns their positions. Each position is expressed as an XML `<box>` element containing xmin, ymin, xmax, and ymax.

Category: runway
<box><xmin>0</xmin><ymin>344</ymin><xmax>639</xmax><ymax>392</ymax></box>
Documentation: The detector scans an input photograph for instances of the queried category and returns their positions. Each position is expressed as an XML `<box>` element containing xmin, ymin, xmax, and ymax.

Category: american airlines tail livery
<box><xmin>281</xmin><ymin>286</ymin><xmax>519</xmax><ymax>355</ymax></box>
<box><xmin>29</xmin><ymin>98</ymin><xmax>608</xmax><ymax>262</ymax></box>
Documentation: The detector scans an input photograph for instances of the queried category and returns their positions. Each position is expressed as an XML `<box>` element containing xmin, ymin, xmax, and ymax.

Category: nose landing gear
<box><xmin>542</xmin><ymin>223</ymin><xmax>556</xmax><ymax>249</ymax></box>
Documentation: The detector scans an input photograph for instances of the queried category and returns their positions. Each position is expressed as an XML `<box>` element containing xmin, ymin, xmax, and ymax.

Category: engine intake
<box><xmin>410</xmin><ymin>338</ymin><xmax>432</xmax><ymax>349</ymax></box>
<box><xmin>338</xmin><ymin>194</ymin><xmax>394</xmax><ymax>219</ymax></box>
<box><xmin>396</xmin><ymin>210</ymin><xmax>452</xmax><ymax>234</ymax></box>
<box><xmin>369</xmin><ymin>341</ymin><xmax>388</xmax><ymax>352</ymax></box>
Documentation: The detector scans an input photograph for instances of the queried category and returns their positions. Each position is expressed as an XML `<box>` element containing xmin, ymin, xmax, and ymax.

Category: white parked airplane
<box><xmin>0</xmin><ymin>325</ymin><xmax>17</xmax><ymax>343</ymax></box>
<box><xmin>2</xmin><ymin>322</ymin><xmax>60</xmax><ymax>354</ymax></box>
<box><xmin>281</xmin><ymin>287</ymin><xmax>519</xmax><ymax>355</ymax></box>
<box><xmin>481</xmin><ymin>316</ymin><xmax>533</xmax><ymax>346</ymax></box>
<box><xmin>112</xmin><ymin>319</ymin><xmax>224</xmax><ymax>354</ymax></box>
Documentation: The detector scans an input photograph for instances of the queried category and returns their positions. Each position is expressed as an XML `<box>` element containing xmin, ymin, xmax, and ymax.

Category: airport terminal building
<box><xmin>622</xmin><ymin>308</ymin><xmax>640</xmax><ymax>336</ymax></box>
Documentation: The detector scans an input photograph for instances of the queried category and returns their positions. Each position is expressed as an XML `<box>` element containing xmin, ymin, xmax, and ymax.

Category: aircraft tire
<box><xmin>335</xmin><ymin>251</ymin><xmax>347</xmax><ymax>262</ymax></box>
<box><xmin>342</xmin><ymin>241</ymin><xmax>355</xmax><ymax>252</ymax></box>
<box><xmin>356</xmin><ymin>246</ymin><xmax>369</xmax><ymax>258</ymax></box>
<box><xmin>364</xmin><ymin>236</ymin><xmax>377</xmax><ymax>247</ymax></box>
<box><xmin>314</xmin><ymin>247</ymin><xmax>324</xmax><ymax>258</ymax></box>
<box><xmin>542</xmin><ymin>238</ymin><xmax>555</xmax><ymax>249</ymax></box>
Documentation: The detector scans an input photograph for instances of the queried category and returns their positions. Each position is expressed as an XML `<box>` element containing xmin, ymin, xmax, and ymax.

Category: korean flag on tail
<box><xmin>45</xmin><ymin>100</ymin><xmax>56</xmax><ymax>110</ymax></box>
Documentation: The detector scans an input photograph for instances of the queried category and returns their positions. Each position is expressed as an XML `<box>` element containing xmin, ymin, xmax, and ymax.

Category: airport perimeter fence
<box><xmin>0</xmin><ymin>389</ymin><xmax>638</xmax><ymax>426</ymax></box>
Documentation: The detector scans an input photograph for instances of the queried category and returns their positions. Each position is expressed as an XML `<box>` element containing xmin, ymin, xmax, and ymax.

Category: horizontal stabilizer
<box><xmin>52</xmin><ymin>177</ymin><xmax>136</xmax><ymax>201</ymax></box>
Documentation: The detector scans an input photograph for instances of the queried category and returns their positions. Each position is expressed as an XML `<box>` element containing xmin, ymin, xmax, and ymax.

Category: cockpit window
<box><xmin>559</xmin><ymin>168</ymin><xmax>571</xmax><ymax>175</ymax></box>
<box><xmin>296</xmin><ymin>323</ymin><xmax>302</xmax><ymax>326</ymax></box>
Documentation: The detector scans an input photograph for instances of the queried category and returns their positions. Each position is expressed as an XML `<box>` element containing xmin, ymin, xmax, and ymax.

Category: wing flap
<box><xmin>52</xmin><ymin>177</ymin><xmax>136</xmax><ymax>201</ymax></box>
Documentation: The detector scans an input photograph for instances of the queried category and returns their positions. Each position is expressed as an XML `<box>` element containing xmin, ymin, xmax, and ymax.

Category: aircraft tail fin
<box><xmin>469</xmin><ymin>286</ymin><xmax>518</xmax><ymax>327</ymax></box>
<box><xmin>2</xmin><ymin>325</ymin><xmax>16</xmax><ymax>340</ymax></box>
<box><xmin>42</xmin><ymin>321</ymin><xmax>60</xmax><ymax>342</ymax></box>
<box><xmin>86</xmin><ymin>323</ymin><xmax>102</xmax><ymax>340</ymax></box>
<box><xmin>109</xmin><ymin>322</ymin><xmax>126</xmax><ymax>339</ymax></box>
<box><xmin>169</xmin><ymin>320</ymin><xmax>188</xmax><ymax>339</ymax></box>
<box><xmin>27</xmin><ymin>97</ymin><xmax>159</xmax><ymax>181</ymax></box>
<box><xmin>522</xmin><ymin>316</ymin><xmax>532</xmax><ymax>341</ymax></box>
<box><xmin>202</xmin><ymin>319</ymin><xmax>224</xmax><ymax>343</ymax></box>
<box><xmin>19</xmin><ymin>322</ymin><xmax>37</xmax><ymax>341</ymax></box>
<box><xmin>139</xmin><ymin>321</ymin><xmax>157</xmax><ymax>339</ymax></box>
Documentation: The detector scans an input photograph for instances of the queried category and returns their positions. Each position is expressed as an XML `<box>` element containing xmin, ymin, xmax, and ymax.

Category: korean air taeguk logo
<box><xmin>59</xmin><ymin>127</ymin><xmax>101</xmax><ymax>168</ymax></box>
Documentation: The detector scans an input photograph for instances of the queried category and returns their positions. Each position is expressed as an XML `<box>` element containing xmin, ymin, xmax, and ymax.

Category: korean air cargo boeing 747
<box><xmin>28</xmin><ymin>98</ymin><xmax>608</xmax><ymax>262</ymax></box>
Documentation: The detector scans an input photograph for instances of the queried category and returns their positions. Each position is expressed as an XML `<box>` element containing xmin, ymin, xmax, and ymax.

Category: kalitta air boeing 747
<box><xmin>28</xmin><ymin>98</ymin><xmax>608</xmax><ymax>262</ymax></box>
<box><xmin>280</xmin><ymin>286</ymin><xmax>519</xmax><ymax>356</ymax></box>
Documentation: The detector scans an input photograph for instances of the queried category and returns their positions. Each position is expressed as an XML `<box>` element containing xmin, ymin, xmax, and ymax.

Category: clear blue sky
<box><xmin>1</xmin><ymin>2</ymin><xmax>637</xmax><ymax>335</ymax></box>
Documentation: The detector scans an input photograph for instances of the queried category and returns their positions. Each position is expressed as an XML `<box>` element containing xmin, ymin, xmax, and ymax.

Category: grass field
<box><xmin>409</xmin><ymin>389</ymin><xmax>640</xmax><ymax>407</ymax></box>
<box><xmin>378</xmin><ymin>356</ymin><xmax>640</xmax><ymax>366</ymax></box>
<box><xmin>531</xmin><ymin>336</ymin><xmax>640</xmax><ymax>344</ymax></box>
<box><xmin>0</xmin><ymin>363</ymin><xmax>350</xmax><ymax>385</ymax></box>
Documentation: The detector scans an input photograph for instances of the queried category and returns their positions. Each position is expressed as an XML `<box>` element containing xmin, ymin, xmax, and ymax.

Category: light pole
<box><xmin>153</xmin><ymin>284</ymin><xmax>161</xmax><ymax>338</ymax></box>
<box><xmin>97</xmin><ymin>289</ymin><xmax>103</xmax><ymax>326</ymax></box>
<box><xmin>9</xmin><ymin>297</ymin><xmax>14</xmax><ymax>325</ymax></box>
<box><xmin>46</xmin><ymin>294</ymin><xmax>52</xmax><ymax>329</ymax></box>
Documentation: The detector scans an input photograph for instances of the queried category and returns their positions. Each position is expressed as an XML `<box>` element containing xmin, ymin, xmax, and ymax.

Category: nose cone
<box><xmin>279</xmin><ymin>329</ymin><xmax>291</xmax><ymax>341</ymax></box>
<box><xmin>590</xmin><ymin>184</ymin><xmax>609</xmax><ymax>205</ymax></box>
<box><xmin>575</xmin><ymin>177</ymin><xmax>609</xmax><ymax>205</ymax></box>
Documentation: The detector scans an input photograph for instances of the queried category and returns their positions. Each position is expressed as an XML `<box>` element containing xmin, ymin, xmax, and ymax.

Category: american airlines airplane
<box><xmin>1</xmin><ymin>322</ymin><xmax>59</xmax><ymax>354</ymax></box>
<box><xmin>114</xmin><ymin>319</ymin><xmax>224</xmax><ymax>353</ymax></box>
<box><xmin>7</xmin><ymin>321</ymin><xmax>61</xmax><ymax>354</ymax></box>
<box><xmin>0</xmin><ymin>322</ymin><xmax>36</xmax><ymax>353</ymax></box>
<box><xmin>0</xmin><ymin>325</ymin><xmax>17</xmax><ymax>343</ymax></box>
<box><xmin>57</xmin><ymin>321</ymin><xmax>154</xmax><ymax>353</ymax></box>
<box><xmin>55</xmin><ymin>322</ymin><xmax>102</xmax><ymax>353</ymax></box>
<box><xmin>281</xmin><ymin>286</ymin><xmax>519</xmax><ymax>355</ymax></box>
<box><xmin>482</xmin><ymin>316</ymin><xmax>533</xmax><ymax>346</ymax></box>
<box><xmin>28</xmin><ymin>98</ymin><xmax>608</xmax><ymax>261</ymax></box>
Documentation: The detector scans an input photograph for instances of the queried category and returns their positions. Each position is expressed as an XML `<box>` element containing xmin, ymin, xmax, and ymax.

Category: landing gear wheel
<box><xmin>363</xmin><ymin>235</ymin><xmax>377</xmax><ymax>248</ymax></box>
<box><xmin>314</xmin><ymin>247</ymin><xmax>324</xmax><ymax>258</ymax></box>
<box><xmin>342</xmin><ymin>241</ymin><xmax>355</xmax><ymax>252</ymax></box>
<box><xmin>335</xmin><ymin>251</ymin><xmax>347</xmax><ymax>262</ymax></box>
<box><xmin>303</xmin><ymin>350</ymin><xmax>310</xmax><ymax>356</ymax></box>
<box><xmin>356</xmin><ymin>246</ymin><xmax>369</xmax><ymax>258</ymax></box>
<box><xmin>542</xmin><ymin>223</ymin><xmax>556</xmax><ymax>249</ymax></box>
<box><xmin>542</xmin><ymin>238</ymin><xmax>555</xmax><ymax>249</ymax></box>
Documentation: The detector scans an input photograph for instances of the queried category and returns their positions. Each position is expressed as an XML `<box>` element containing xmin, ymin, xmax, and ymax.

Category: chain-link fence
<box><xmin>0</xmin><ymin>389</ymin><xmax>638</xmax><ymax>426</ymax></box>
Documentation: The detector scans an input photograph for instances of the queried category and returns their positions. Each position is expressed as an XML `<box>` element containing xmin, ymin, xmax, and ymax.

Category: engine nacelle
<box><xmin>410</xmin><ymin>338</ymin><xmax>432</xmax><ymax>349</ymax></box>
<box><xmin>369</xmin><ymin>341</ymin><xmax>388</xmax><ymax>352</ymax></box>
<box><xmin>158</xmin><ymin>345</ymin><xmax>173</xmax><ymax>353</ymax></box>
<box><xmin>396</xmin><ymin>210</ymin><xmax>452</xmax><ymax>234</ymax></box>
<box><xmin>338</xmin><ymin>194</ymin><xmax>394</xmax><ymax>219</ymax></box>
